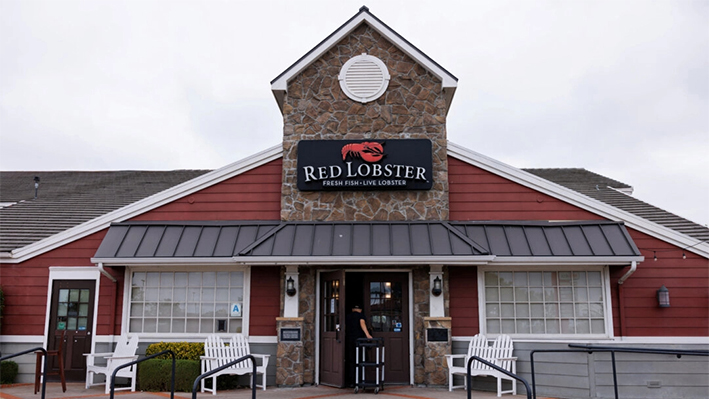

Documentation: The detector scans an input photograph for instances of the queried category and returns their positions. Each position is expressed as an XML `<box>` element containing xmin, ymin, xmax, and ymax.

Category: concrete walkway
<box><xmin>0</xmin><ymin>383</ymin><xmax>540</xmax><ymax>399</ymax></box>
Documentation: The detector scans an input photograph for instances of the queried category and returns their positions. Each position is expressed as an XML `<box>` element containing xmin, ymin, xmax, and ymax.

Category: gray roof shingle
<box><xmin>524</xmin><ymin>168</ymin><xmax>709</xmax><ymax>242</ymax></box>
<box><xmin>0</xmin><ymin>171</ymin><xmax>209</xmax><ymax>252</ymax></box>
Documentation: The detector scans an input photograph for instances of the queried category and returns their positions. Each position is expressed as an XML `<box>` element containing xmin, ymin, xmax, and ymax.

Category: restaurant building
<box><xmin>1</xmin><ymin>7</ymin><xmax>707</xmax><ymax>399</ymax></box>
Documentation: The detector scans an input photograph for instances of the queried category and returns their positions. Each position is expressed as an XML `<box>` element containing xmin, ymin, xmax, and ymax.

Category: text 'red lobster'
<box><xmin>341</xmin><ymin>142</ymin><xmax>384</xmax><ymax>163</ymax></box>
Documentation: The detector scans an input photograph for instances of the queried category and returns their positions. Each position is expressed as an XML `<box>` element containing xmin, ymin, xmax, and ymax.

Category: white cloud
<box><xmin>1</xmin><ymin>0</ymin><xmax>707</xmax><ymax>225</ymax></box>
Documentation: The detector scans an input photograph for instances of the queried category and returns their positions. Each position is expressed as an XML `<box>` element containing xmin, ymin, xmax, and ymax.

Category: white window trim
<box><xmin>121</xmin><ymin>265</ymin><xmax>251</xmax><ymax>338</ymax></box>
<box><xmin>477</xmin><ymin>265</ymin><xmax>614</xmax><ymax>340</ymax></box>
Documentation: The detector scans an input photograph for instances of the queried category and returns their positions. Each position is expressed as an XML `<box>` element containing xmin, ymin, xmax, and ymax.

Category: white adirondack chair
<box><xmin>200</xmin><ymin>334</ymin><xmax>270</xmax><ymax>394</ymax></box>
<box><xmin>85</xmin><ymin>335</ymin><xmax>139</xmax><ymax>394</ymax></box>
<box><xmin>445</xmin><ymin>334</ymin><xmax>517</xmax><ymax>397</ymax></box>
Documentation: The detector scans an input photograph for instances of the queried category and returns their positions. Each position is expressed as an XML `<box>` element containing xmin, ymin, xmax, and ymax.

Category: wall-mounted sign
<box><xmin>426</xmin><ymin>328</ymin><xmax>449</xmax><ymax>342</ymax></box>
<box><xmin>280</xmin><ymin>328</ymin><xmax>301</xmax><ymax>342</ymax></box>
<box><xmin>297</xmin><ymin>139</ymin><xmax>433</xmax><ymax>191</ymax></box>
<box><xmin>230</xmin><ymin>303</ymin><xmax>242</xmax><ymax>317</ymax></box>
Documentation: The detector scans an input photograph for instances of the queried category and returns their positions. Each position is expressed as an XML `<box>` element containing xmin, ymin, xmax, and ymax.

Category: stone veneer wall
<box><xmin>280</xmin><ymin>23</ymin><xmax>450</xmax><ymax>222</ymax></box>
<box><xmin>412</xmin><ymin>266</ymin><xmax>430</xmax><ymax>384</ymax></box>
<box><xmin>423</xmin><ymin>317</ymin><xmax>452</xmax><ymax>385</ymax></box>
<box><xmin>276</xmin><ymin>317</ymin><xmax>304</xmax><ymax>386</ymax></box>
<box><xmin>299</xmin><ymin>267</ymin><xmax>317</xmax><ymax>385</ymax></box>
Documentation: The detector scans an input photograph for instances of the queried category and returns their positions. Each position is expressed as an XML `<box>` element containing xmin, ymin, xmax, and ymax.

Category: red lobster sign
<box><xmin>341</xmin><ymin>142</ymin><xmax>384</xmax><ymax>163</ymax></box>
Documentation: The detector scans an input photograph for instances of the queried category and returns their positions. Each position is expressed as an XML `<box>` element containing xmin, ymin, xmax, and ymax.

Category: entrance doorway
<box><xmin>47</xmin><ymin>280</ymin><xmax>95</xmax><ymax>381</ymax></box>
<box><xmin>319</xmin><ymin>270</ymin><xmax>410</xmax><ymax>387</ymax></box>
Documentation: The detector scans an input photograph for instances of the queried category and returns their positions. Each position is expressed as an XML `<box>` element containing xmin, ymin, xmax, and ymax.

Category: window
<box><xmin>482</xmin><ymin>268</ymin><xmax>609</xmax><ymax>337</ymax></box>
<box><xmin>369</xmin><ymin>281</ymin><xmax>403</xmax><ymax>332</ymax></box>
<box><xmin>56</xmin><ymin>288</ymin><xmax>91</xmax><ymax>331</ymax></box>
<box><xmin>129</xmin><ymin>271</ymin><xmax>244</xmax><ymax>334</ymax></box>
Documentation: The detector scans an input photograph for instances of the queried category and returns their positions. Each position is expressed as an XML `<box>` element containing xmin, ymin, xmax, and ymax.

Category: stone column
<box><xmin>276</xmin><ymin>317</ymin><xmax>304</xmax><ymax>387</ymax></box>
<box><xmin>423</xmin><ymin>317</ymin><xmax>452</xmax><ymax>386</ymax></box>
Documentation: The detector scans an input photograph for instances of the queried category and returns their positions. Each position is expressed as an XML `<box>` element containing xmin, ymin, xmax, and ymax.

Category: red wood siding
<box><xmin>249</xmin><ymin>266</ymin><xmax>280</xmax><ymax>336</ymax></box>
<box><xmin>0</xmin><ymin>230</ymin><xmax>109</xmax><ymax>336</ymax></box>
<box><xmin>448</xmin><ymin>157</ymin><xmax>604</xmax><ymax>221</ymax></box>
<box><xmin>449</xmin><ymin>267</ymin><xmax>479</xmax><ymax>336</ymax></box>
<box><xmin>616</xmin><ymin>229</ymin><xmax>709</xmax><ymax>336</ymax></box>
<box><xmin>131</xmin><ymin>159</ymin><xmax>282</xmax><ymax>221</ymax></box>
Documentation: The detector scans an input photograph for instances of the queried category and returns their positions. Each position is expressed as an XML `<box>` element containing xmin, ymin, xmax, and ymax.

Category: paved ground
<box><xmin>0</xmin><ymin>383</ymin><xmax>540</xmax><ymax>399</ymax></box>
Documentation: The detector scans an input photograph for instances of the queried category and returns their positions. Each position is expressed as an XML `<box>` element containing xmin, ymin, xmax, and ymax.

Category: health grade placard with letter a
<box><xmin>230</xmin><ymin>303</ymin><xmax>242</xmax><ymax>317</ymax></box>
<box><xmin>297</xmin><ymin>139</ymin><xmax>433</xmax><ymax>191</ymax></box>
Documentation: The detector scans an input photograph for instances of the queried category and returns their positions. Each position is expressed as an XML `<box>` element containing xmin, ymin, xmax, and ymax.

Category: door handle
<box><xmin>336</xmin><ymin>324</ymin><xmax>341</xmax><ymax>343</ymax></box>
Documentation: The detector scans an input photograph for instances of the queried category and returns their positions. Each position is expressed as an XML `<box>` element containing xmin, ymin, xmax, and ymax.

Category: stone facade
<box><xmin>423</xmin><ymin>317</ymin><xmax>452</xmax><ymax>386</ymax></box>
<box><xmin>298</xmin><ymin>267</ymin><xmax>317</xmax><ymax>385</ymax></box>
<box><xmin>277</xmin><ymin>20</ymin><xmax>455</xmax><ymax>388</ymax></box>
<box><xmin>280</xmin><ymin>23</ymin><xmax>450</xmax><ymax>222</ymax></box>
<box><xmin>276</xmin><ymin>317</ymin><xmax>305</xmax><ymax>386</ymax></box>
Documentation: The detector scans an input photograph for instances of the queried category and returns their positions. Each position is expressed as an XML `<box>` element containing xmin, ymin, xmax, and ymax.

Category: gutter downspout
<box><xmin>98</xmin><ymin>262</ymin><xmax>117</xmax><ymax>282</ymax></box>
<box><xmin>97</xmin><ymin>263</ymin><xmax>119</xmax><ymax>337</ymax></box>
<box><xmin>617</xmin><ymin>261</ymin><xmax>637</xmax><ymax>285</ymax></box>
<box><xmin>616</xmin><ymin>261</ymin><xmax>637</xmax><ymax>338</ymax></box>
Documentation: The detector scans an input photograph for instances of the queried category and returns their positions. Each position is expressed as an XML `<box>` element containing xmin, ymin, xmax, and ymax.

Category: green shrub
<box><xmin>0</xmin><ymin>360</ymin><xmax>19</xmax><ymax>384</ymax></box>
<box><xmin>140</xmin><ymin>341</ymin><xmax>247</xmax><ymax>391</ymax></box>
<box><xmin>145</xmin><ymin>342</ymin><xmax>204</xmax><ymax>361</ymax></box>
<box><xmin>137</xmin><ymin>359</ymin><xmax>201</xmax><ymax>392</ymax></box>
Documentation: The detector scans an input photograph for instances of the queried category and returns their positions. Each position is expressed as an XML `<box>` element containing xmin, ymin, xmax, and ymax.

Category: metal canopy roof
<box><xmin>93</xmin><ymin>220</ymin><xmax>641</xmax><ymax>263</ymax></box>
<box><xmin>449</xmin><ymin>221</ymin><xmax>640</xmax><ymax>257</ymax></box>
<box><xmin>94</xmin><ymin>221</ymin><xmax>280</xmax><ymax>259</ymax></box>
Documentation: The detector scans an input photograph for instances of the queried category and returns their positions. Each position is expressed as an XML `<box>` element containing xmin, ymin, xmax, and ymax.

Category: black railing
<box><xmin>109</xmin><ymin>350</ymin><xmax>176</xmax><ymax>399</ymax></box>
<box><xmin>192</xmin><ymin>354</ymin><xmax>257</xmax><ymax>399</ymax></box>
<box><xmin>466</xmin><ymin>355</ymin><xmax>532</xmax><ymax>399</ymax></box>
<box><xmin>1</xmin><ymin>347</ymin><xmax>48</xmax><ymax>399</ymax></box>
<box><xmin>530</xmin><ymin>344</ymin><xmax>709</xmax><ymax>399</ymax></box>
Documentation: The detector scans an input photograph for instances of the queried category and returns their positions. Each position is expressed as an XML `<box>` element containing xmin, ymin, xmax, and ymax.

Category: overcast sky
<box><xmin>1</xmin><ymin>0</ymin><xmax>707</xmax><ymax>226</ymax></box>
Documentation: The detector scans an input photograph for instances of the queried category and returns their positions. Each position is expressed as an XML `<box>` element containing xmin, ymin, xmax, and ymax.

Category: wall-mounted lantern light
<box><xmin>431</xmin><ymin>276</ymin><xmax>442</xmax><ymax>297</ymax></box>
<box><xmin>657</xmin><ymin>285</ymin><xmax>670</xmax><ymax>308</ymax></box>
<box><xmin>286</xmin><ymin>276</ymin><xmax>297</xmax><ymax>297</ymax></box>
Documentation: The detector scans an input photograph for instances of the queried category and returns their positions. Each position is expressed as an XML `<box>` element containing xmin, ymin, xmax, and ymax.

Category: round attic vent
<box><xmin>338</xmin><ymin>54</ymin><xmax>390</xmax><ymax>103</ymax></box>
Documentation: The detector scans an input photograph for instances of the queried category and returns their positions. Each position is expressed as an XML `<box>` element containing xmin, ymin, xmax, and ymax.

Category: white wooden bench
<box><xmin>445</xmin><ymin>334</ymin><xmax>517</xmax><ymax>397</ymax></box>
<box><xmin>200</xmin><ymin>334</ymin><xmax>270</xmax><ymax>394</ymax></box>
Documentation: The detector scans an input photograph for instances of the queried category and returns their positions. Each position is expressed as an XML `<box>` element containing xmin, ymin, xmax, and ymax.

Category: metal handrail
<box><xmin>109</xmin><ymin>350</ymin><xmax>176</xmax><ymax>399</ymax></box>
<box><xmin>192</xmin><ymin>354</ymin><xmax>257</xmax><ymax>399</ymax></box>
<box><xmin>1</xmin><ymin>347</ymin><xmax>48</xmax><ymax>399</ymax></box>
<box><xmin>530</xmin><ymin>345</ymin><xmax>709</xmax><ymax>399</ymax></box>
<box><xmin>466</xmin><ymin>355</ymin><xmax>532</xmax><ymax>399</ymax></box>
<box><xmin>568</xmin><ymin>344</ymin><xmax>709</xmax><ymax>357</ymax></box>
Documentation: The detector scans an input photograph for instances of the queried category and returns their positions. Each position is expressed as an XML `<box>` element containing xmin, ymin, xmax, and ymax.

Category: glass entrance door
<box><xmin>364</xmin><ymin>273</ymin><xmax>409</xmax><ymax>384</ymax></box>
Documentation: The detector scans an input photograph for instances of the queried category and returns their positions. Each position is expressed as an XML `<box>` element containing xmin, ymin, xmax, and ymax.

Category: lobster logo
<box><xmin>341</xmin><ymin>142</ymin><xmax>385</xmax><ymax>163</ymax></box>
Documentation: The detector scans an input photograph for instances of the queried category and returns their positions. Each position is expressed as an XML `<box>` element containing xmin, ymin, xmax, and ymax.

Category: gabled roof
<box><xmin>2</xmin><ymin>141</ymin><xmax>707</xmax><ymax>263</ymax></box>
<box><xmin>270</xmin><ymin>6</ymin><xmax>458</xmax><ymax>114</ymax></box>
<box><xmin>92</xmin><ymin>220</ymin><xmax>641</xmax><ymax>266</ymax></box>
<box><xmin>0</xmin><ymin>145</ymin><xmax>281</xmax><ymax>262</ymax></box>
<box><xmin>524</xmin><ymin>168</ymin><xmax>709</xmax><ymax>242</ymax></box>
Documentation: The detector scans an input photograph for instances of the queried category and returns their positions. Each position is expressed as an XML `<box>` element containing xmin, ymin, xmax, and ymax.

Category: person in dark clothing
<box><xmin>345</xmin><ymin>305</ymin><xmax>372</xmax><ymax>387</ymax></box>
